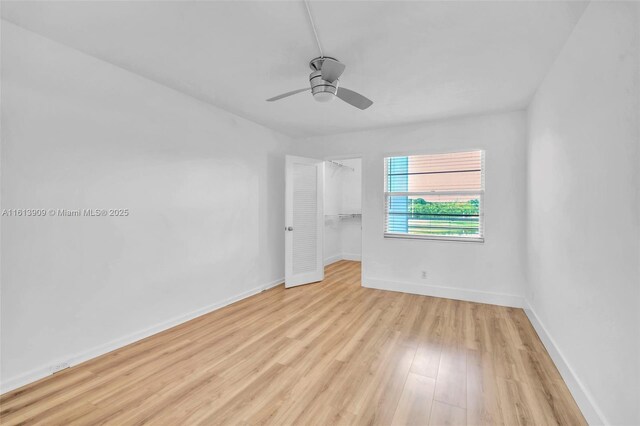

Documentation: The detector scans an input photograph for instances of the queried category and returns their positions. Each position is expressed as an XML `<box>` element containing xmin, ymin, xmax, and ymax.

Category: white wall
<box><xmin>323</xmin><ymin>158</ymin><xmax>362</xmax><ymax>264</ymax></box>
<box><xmin>526</xmin><ymin>2</ymin><xmax>639</xmax><ymax>425</ymax></box>
<box><xmin>0</xmin><ymin>22</ymin><xmax>292</xmax><ymax>391</ymax></box>
<box><xmin>298</xmin><ymin>111</ymin><xmax>528</xmax><ymax>307</ymax></box>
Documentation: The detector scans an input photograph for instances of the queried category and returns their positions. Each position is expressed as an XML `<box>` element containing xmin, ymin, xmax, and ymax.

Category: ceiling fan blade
<box><xmin>266</xmin><ymin>88</ymin><xmax>309</xmax><ymax>102</ymax></box>
<box><xmin>321</xmin><ymin>58</ymin><xmax>346</xmax><ymax>82</ymax></box>
<box><xmin>336</xmin><ymin>87</ymin><xmax>373</xmax><ymax>110</ymax></box>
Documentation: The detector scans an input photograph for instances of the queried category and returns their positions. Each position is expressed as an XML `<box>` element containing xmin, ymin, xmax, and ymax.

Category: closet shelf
<box><xmin>324</xmin><ymin>213</ymin><xmax>362</xmax><ymax>220</ymax></box>
<box><xmin>339</xmin><ymin>213</ymin><xmax>362</xmax><ymax>220</ymax></box>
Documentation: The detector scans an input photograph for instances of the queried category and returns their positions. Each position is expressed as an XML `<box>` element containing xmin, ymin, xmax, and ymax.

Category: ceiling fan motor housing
<box><xmin>309</xmin><ymin>57</ymin><xmax>337</xmax><ymax>102</ymax></box>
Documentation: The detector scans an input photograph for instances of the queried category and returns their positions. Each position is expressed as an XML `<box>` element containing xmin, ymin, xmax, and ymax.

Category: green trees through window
<box><xmin>404</xmin><ymin>198</ymin><xmax>480</xmax><ymax>236</ymax></box>
<box><xmin>409</xmin><ymin>198</ymin><xmax>479</xmax><ymax>216</ymax></box>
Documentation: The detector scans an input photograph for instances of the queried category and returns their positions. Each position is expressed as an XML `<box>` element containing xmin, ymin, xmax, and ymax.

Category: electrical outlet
<box><xmin>421</xmin><ymin>271</ymin><xmax>427</xmax><ymax>279</ymax></box>
<box><xmin>49</xmin><ymin>362</ymin><xmax>70</xmax><ymax>374</ymax></box>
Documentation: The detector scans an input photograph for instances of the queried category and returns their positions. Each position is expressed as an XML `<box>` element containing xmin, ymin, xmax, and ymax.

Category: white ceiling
<box><xmin>1</xmin><ymin>1</ymin><xmax>588</xmax><ymax>137</ymax></box>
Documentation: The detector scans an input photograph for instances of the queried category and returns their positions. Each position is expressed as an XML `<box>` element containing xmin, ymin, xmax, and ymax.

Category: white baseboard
<box><xmin>362</xmin><ymin>277</ymin><xmax>523</xmax><ymax>308</ymax></box>
<box><xmin>0</xmin><ymin>277</ymin><xmax>283</xmax><ymax>395</ymax></box>
<box><xmin>324</xmin><ymin>253</ymin><xmax>362</xmax><ymax>265</ymax></box>
<box><xmin>523</xmin><ymin>300</ymin><xmax>607</xmax><ymax>425</ymax></box>
<box><xmin>341</xmin><ymin>253</ymin><xmax>361</xmax><ymax>261</ymax></box>
<box><xmin>324</xmin><ymin>254</ymin><xmax>343</xmax><ymax>266</ymax></box>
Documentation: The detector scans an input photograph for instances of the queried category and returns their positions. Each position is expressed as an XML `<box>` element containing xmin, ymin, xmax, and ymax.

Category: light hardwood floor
<box><xmin>0</xmin><ymin>261</ymin><xmax>585</xmax><ymax>425</ymax></box>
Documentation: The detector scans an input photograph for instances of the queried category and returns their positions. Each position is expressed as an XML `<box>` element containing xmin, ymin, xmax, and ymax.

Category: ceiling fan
<box><xmin>266</xmin><ymin>1</ymin><xmax>373</xmax><ymax>110</ymax></box>
<box><xmin>267</xmin><ymin>57</ymin><xmax>373</xmax><ymax>109</ymax></box>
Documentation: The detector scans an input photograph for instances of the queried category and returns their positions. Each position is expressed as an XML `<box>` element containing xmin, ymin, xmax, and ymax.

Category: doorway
<box><xmin>284</xmin><ymin>155</ymin><xmax>362</xmax><ymax>288</ymax></box>
<box><xmin>323</xmin><ymin>158</ymin><xmax>362</xmax><ymax>266</ymax></box>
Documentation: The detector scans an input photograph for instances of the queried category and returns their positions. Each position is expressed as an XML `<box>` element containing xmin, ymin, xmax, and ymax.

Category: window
<box><xmin>384</xmin><ymin>150</ymin><xmax>484</xmax><ymax>242</ymax></box>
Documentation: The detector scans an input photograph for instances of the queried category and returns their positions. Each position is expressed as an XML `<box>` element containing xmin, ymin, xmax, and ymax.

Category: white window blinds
<box><xmin>384</xmin><ymin>150</ymin><xmax>485</xmax><ymax>242</ymax></box>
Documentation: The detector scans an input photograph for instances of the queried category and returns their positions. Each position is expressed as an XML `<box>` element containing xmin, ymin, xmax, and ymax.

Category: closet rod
<box><xmin>327</xmin><ymin>160</ymin><xmax>355</xmax><ymax>171</ymax></box>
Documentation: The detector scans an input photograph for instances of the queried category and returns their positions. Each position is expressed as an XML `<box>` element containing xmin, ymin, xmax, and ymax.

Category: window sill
<box><xmin>384</xmin><ymin>233</ymin><xmax>484</xmax><ymax>243</ymax></box>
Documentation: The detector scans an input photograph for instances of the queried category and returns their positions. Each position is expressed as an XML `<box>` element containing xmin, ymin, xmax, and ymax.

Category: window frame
<box><xmin>383</xmin><ymin>150</ymin><xmax>485</xmax><ymax>243</ymax></box>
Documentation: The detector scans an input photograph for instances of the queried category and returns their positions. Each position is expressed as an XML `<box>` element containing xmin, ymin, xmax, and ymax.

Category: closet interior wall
<box><xmin>323</xmin><ymin>158</ymin><xmax>362</xmax><ymax>264</ymax></box>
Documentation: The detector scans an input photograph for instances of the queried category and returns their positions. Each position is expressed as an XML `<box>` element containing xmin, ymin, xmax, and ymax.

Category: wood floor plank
<box><xmin>434</xmin><ymin>344</ymin><xmax>467</xmax><ymax>409</ymax></box>
<box><xmin>467</xmin><ymin>348</ymin><xmax>504</xmax><ymax>426</ymax></box>
<box><xmin>411</xmin><ymin>341</ymin><xmax>442</xmax><ymax>379</ymax></box>
<box><xmin>0</xmin><ymin>261</ymin><xmax>586</xmax><ymax>426</ymax></box>
<box><xmin>391</xmin><ymin>372</ymin><xmax>436</xmax><ymax>426</ymax></box>
<box><xmin>429</xmin><ymin>401</ymin><xmax>467</xmax><ymax>426</ymax></box>
<box><xmin>496</xmin><ymin>377</ymin><xmax>545</xmax><ymax>426</ymax></box>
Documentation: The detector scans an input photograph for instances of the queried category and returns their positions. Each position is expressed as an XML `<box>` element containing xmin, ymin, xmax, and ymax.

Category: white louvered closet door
<box><xmin>285</xmin><ymin>155</ymin><xmax>324</xmax><ymax>288</ymax></box>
